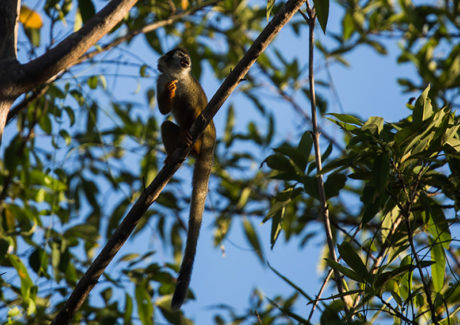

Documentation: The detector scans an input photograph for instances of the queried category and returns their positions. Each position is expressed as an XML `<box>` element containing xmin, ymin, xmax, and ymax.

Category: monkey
<box><xmin>156</xmin><ymin>48</ymin><xmax>216</xmax><ymax>310</ymax></box>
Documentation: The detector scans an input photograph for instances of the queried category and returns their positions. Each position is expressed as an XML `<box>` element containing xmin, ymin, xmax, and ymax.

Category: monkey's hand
<box><xmin>167</xmin><ymin>80</ymin><xmax>179</xmax><ymax>99</ymax></box>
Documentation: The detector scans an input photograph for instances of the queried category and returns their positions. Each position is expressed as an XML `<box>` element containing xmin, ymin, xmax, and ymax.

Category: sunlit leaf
<box><xmin>135</xmin><ymin>281</ymin><xmax>154</xmax><ymax>325</ymax></box>
<box><xmin>429</xmin><ymin>237</ymin><xmax>446</xmax><ymax>292</ymax></box>
<box><xmin>20</xmin><ymin>5</ymin><xmax>43</xmax><ymax>29</ymax></box>
<box><xmin>242</xmin><ymin>218</ymin><xmax>264</xmax><ymax>263</ymax></box>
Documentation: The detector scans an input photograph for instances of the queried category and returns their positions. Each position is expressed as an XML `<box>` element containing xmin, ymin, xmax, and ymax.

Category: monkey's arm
<box><xmin>171</xmin><ymin>121</ymin><xmax>216</xmax><ymax>309</ymax></box>
<box><xmin>157</xmin><ymin>78</ymin><xmax>178</xmax><ymax>115</ymax></box>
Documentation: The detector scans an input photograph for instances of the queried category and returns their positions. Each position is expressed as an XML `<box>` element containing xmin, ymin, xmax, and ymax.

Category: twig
<box><xmin>51</xmin><ymin>1</ymin><xmax>307</xmax><ymax>323</ymax></box>
<box><xmin>395</xmin><ymin>163</ymin><xmax>439</xmax><ymax>324</ymax></box>
<box><xmin>376</xmin><ymin>295</ymin><xmax>416</xmax><ymax>324</ymax></box>
<box><xmin>307</xmin><ymin>224</ymin><xmax>362</xmax><ymax>321</ymax></box>
<box><xmin>6</xmin><ymin>85</ymin><xmax>49</xmax><ymax>123</ymax></box>
<box><xmin>304</xmin><ymin>2</ymin><xmax>351</xmax><ymax>321</ymax></box>
<box><xmin>307</xmin><ymin>268</ymin><xmax>333</xmax><ymax>321</ymax></box>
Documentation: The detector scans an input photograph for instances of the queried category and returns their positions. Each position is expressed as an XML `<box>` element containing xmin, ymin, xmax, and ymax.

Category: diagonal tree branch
<box><xmin>51</xmin><ymin>0</ymin><xmax>306</xmax><ymax>323</ymax></box>
<box><xmin>12</xmin><ymin>0</ymin><xmax>138</xmax><ymax>96</ymax></box>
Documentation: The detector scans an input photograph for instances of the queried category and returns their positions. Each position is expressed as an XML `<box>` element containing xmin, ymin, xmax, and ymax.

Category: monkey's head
<box><xmin>158</xmin><ymin>48</ymin><xmax>191</xmax><ymax>77</ymax></box>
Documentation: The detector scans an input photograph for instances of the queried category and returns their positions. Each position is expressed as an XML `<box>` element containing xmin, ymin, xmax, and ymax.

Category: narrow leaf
<box><xmin>242</xmin><ymin>218</ymin><xmax>264</xmax><ymax>263</ymax></box>
<box><xmin>430</xmin><ymin>237</ymin><xmax>446</xmax><ymax>292</ymax></box>
<box><xmin>338</xmin><ymin>242</ymin><xmax>371</xmax><ymax>283</ymax></box>
<box><xmin>313</xmin><ymin>0</ymin><xmax>329</xmax><ymax>33</ymax></box>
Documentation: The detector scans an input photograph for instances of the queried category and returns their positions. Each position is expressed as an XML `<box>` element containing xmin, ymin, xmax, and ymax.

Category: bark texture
<box><xmin>0</xmin><ymin>0</ymin><xmax>138</xmax><ymax>143</ymax></box>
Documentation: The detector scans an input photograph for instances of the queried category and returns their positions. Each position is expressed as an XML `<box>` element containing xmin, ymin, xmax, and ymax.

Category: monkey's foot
<box><xmin>183</xmin><ymin>130</ymin><xmax>193</xmax><ymax>147</ymax></box>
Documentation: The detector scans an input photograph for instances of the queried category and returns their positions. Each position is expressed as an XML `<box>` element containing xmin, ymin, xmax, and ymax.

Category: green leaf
<box><xmin>77</xmin><ymin>0</ymin><xmax>95</xmax><ymax>23</ymax></box>
<box><xmin>362</xmin><ymin>116</ymin><xmax>384</xmax><ymax>135</ymax></box>
<box><xmin>270</xmin><ymin>207</ymin><xmax>283</xmax><ymax>249</ymax></box>
<box><xmin>124</xmin><ymin>293</ymin><xmax>133</xmax><ymax>323</ymax></box>
<box><xmin>342</xmin><ymin>12</ymin><xmax>354</xmax><ymax>40</ymax></box>
<box><xmin>0</xmin><ymin>238</ymin><xmax>10</xmax><ymax>263</ymax></box>
<box><xmin>413</xmin><ymin>85</ymin><xmax>432</xmax><ymax>124</ymax></box>
<box><xmin>100</xmin><ymin>287</ymin><xmax>112</xmax><ymax>303</ymax></box>
<box><xmin>29</xmin><ymin>248</ymin><xmax>48</xmax><ymax>276</ymax></box>
<box><xmin>327</xmin><ymin>113</ymin><xmax>362</xmax><ymax>125</ymax></box>
<box><xmin>297</xmin><ymin>131</ymin><xmax>313</xmax><ymax>171</ymax></box>
<box><xmin>4</xmin><ymin>136</ymin><xmax>20</xmax><ymax>170</ymax></box>
<box><xmin>135</xmin><ymin>281</ymin><xmax>154</xmax><ymax>325</ymax></box>
<box><xmin>242</xmin><ymin>218</ymin><xmax>264</xmax><ymax>263</ymax></box>
<box><xmin>87</xmin><ymin>75</ymin><xmax>98</xmax><ymax>89</ymax></box>
<box><xmin>302</xmin><ymin>175</ymin><xmax>319</xmax><ymax>199</ymax></box>
<box><xmin>274</xmin><ymin>143</ymin><xmax>307</xmax><ymax>172</ymax></box>
<box><xmin>373</xmin><ymin>151</ymin><xmax>390</xmax><ymax>194</ymax></box>
<box><xmin>59</xmin><ymin>129</ymin><xmax>71</xmax><ymax>146</ymax></box>
<box><xmin>119</xmin><ymin>253</ymin><xmax>140</xmax><ymax>262</ymax></box>
<box><xmin>338</xmin><ymin>242</ymin><xmax>371</xmax><ymax>283</ymax></box>
<box><xmin>63</xmin><ymin>106</ymin><xmax>76</xmax><ymax>126</ymax></box>
<box><xmin>64</xmin><ymin>224</ymin><xmax>99</xmax><ymax>242</ymax></box>
<box><xmin>98</xmin><ymin>74</ymin><xmax>107</xmax><ymax>89</ymax></box>
<box><xmin>264</xmin><ymin>153</ymin><xmax>297</xmax><ymax>177</ymax></box>
<box><xmin>266</xmin><ymin>296</ymin><xmax>311</xmax><ymax>324</ymax></box>
<box><xmin>106</xmin><ymin>199</ymin><xmax>130</xmax><ymax>238</ymax></box>
<box><xmin>314</xmin><ymin>0</ymin><xmax>329</xmax><ymax>33</ymax></box>
<box><xmin>321</xmin><ymin>142</ymin><xmax>333</xmax><ymax>162</ymax></box>
<box><xmin>426</xmin><ymin>204</ymin><xmax>451</xmax><ymax>249</ymax></box>
<box><xmin>430</xmin><ymin>236</ymin><xmax>446</xmax><ymax>292</ymax></box>
<box><xmin>223</xmin><ymin>105</ymin><xmax>235</xmax><ymax>147</ymax></box>
<box><xmin>266</xmin><ymin>0</ymin><xmax>275</xmax><ymax>21</ymax></box>
<box><xmin>399</xmin><ymin>256</ymin><xmax>413</xmax><ymax>301</ymax></box>
<box><xmin>8</xmin><ymin>255</ymin><xmax>34</xmax><ymax>300</ymax></box>
<box><xmin>325</xmin><ymin>258</ymin><xmax>362</xmax><ymax>282</ymax></box>
<box><xmin>324</xmin><ymin>173</ymin><xmax>346</xmax><ymax>199</ymax></box>
<box><xmin>140</xmin><ymin>64</ymin><xmax>149</xmax><ymax>77</ymax></box>
<box><xmin>39</xmin><ymin>113</ymin><xmax>52</xmax><ymax>134</ymax></box>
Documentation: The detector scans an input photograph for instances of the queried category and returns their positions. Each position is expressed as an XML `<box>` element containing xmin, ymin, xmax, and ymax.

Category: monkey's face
<box><xmin>158</xmin><ymin>48</ymin><xmax>191</xmax><ymax>77</ymax></box>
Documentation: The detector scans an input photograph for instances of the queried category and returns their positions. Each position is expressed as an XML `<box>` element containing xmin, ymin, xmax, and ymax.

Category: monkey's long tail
<box><xmin>171</xmin><ymin>147</ymin><xmax>213</xmax><ymax>310</ymax></box>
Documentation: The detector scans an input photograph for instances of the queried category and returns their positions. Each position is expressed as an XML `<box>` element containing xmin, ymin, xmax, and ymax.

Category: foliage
<box><xmin>0</xmin><ymin>0</ymin><xmax>459</xmax><ymax>324</ymax></box>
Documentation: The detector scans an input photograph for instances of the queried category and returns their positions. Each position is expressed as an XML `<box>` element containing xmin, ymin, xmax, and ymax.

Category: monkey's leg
<box><xmin>162</xmin><ymin>120</ymin><xmax>200</xmax><ymax>158</ymax></box>
<box><xmin>161</xmin><ymin>120</ymin><xmax>181</xmax><ymax>156</ymax></box>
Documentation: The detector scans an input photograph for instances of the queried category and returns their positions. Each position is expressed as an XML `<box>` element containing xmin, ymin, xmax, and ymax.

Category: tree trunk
<box><xmin>0</xmin><ymin>0</ymin><xmax>20</xmax><ymax>142</ymax></box>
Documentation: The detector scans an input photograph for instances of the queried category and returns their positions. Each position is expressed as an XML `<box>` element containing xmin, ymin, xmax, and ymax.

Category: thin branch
<box><xmin>393</xmin><ymin>163</ymin><xmax>438</xmax><ymax>324</ymax></box>
<box><xmin>376</xmin><ymin>295</ymin><xmax>416</xmax><ymax>324</ymax></box>
<box><xmin>304</xmin><ymin>4</ymin><xmax>351</xmax><ymax>320</ymax></box>
<box><xmin>51</xmin><ymin>1</ymin><xmax>307</xmax><ymax>323</ymax></box>
<box><xmin>308</xmin><ymin>224</ymin><xmax>362</xmax><ymax>321</ymax></box>
<box><xmin>6</xmin><ymin>85</ymin><xmax>49</xmax><ymax>123</ymax></box>
<box><xmin>308</xmin><ymin>268</ymin><xmax>333</xmax><ymax>321</ymax></box>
